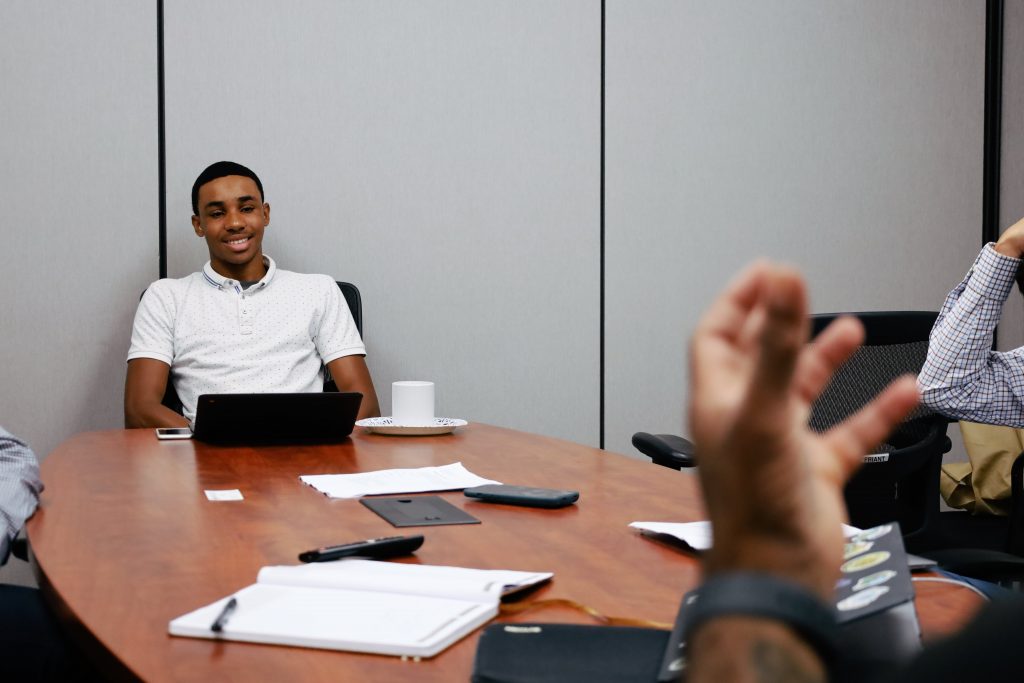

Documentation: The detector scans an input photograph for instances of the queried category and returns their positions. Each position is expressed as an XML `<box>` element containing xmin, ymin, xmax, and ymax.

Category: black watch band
<box><xmin>682</xmin><ymin>572</ymin><xmax>839</xmax><ymax>665</ymax></box>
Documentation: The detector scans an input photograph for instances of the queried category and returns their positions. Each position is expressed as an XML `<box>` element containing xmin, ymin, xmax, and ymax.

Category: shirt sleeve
<box><xmin>127</xmin><ymin>281</ymin><xmax>176</xmax><ymax>365</ymax></box>
<box><xmin>918</xmin><ymin>243</ymin><xmax>1024</xmax><ymax>426</ymax></box>
<box><xmin>313</xmin><ymin>277</ymin><xmax>366</xmax><ymax>364</ymax></box>
<box><xmin>0</xmin><ymin>426</ymin><xmax>42</xmax><ymax>565</ymax></box>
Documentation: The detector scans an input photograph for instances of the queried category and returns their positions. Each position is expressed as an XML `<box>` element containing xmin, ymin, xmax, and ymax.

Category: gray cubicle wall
<box><xmin>998</xmin><ymin>0</ymin><xmax>1024</xmax><ymax>352</ymax></box>
<box><xmin>0</xmin><ymin>0</ymin><xmax>1000</xmax><ymax>466</ymax></box>
<box><xmin>163</xmin><ymin>1</ymin><xmax>601</xmax><ymax>445</ymax></box>
<box><xmin>605</xmin><ymin>1</ymin><xmax>986</xmax><ymax>457</ymax></box>
<box><xmin>0</xmin><ymin>2</ymin><xmax>158</xmax><ymax>460</ymax></box>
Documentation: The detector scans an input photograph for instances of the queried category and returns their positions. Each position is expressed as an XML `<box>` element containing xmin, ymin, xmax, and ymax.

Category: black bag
<box><xmin>471</xmin><ymin>623</ymin><xmax>675</xmax><ymax>683</ymax></box>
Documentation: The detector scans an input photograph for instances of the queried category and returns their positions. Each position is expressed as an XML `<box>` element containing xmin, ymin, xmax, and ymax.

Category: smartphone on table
<box><xmin>464</xmin><ymin>484</ymin><xmax>579</xmax><ymax>509</ymax></box>
<box><xmin>155</xmin><ymin>427</ymin><xmax>193</xmax><ymax>440</ymax></box>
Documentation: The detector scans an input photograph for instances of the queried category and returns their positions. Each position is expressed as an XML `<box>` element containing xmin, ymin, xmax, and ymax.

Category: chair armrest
<box><xmin>631</xmin><ymin>432</ymin><xmax>696</xmax><ymax>470</ymax></box>
<box><xmin>10</xmin><ymin>530</ymin><xmax>28</xmax><ymax>562</ymax></box>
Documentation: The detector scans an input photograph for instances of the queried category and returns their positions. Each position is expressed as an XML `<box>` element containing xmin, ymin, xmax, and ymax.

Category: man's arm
<box><xmin>326</xmin><ymin>356</ymin><xmax>380</xmax><ymax>420</ymax></box>
<box><xmin>126</xmin><ymin>284</ymin><xmax>187</xmax><ymax>428</ymax></box>
<box><xmin>0</xmin><ymin>426</ymin><xmax>42</xmax><ymax>565</ymax></box>
<box><xmin>124</xmin><ymin>359</ymin><xmax>190</xmax><ymax>428</ymax></box>
<box><xmin>685</xmin><ymin>262</ymin><xmax>918</xmax><ymax>682</ymax></box>
<box><xmin>918</xmin><ymin>218</ymin><xmax>1024</xmax><ymax>426</ymax></box>
<box><xmin>688</xmin><ymin>618</ymin><xmax>827</xmax><ymax>683</ymax></box>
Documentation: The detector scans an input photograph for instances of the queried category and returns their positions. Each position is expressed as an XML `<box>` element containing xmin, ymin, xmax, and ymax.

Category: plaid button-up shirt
<box><xmin>918</xmin><ymin>243</ymin><xmax>1024</xmax><ymax>426</ymax></box>
<box><xmin>0</xmin><ymin>426</ymin><xmax>41</xmax><ymax>564</ymax></box>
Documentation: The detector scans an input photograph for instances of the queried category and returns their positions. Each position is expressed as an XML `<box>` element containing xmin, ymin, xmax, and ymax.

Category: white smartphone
<box><xmin>155</xmin><ymin>427</ymin><xmax>193</xmax><ymax>440</ymax></box>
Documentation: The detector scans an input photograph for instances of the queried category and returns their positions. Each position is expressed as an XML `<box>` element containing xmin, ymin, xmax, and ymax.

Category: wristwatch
<box><xmin>682</xmin><ymin>572</ymin><xmax>839</xmax><ymax>666</ymax></box>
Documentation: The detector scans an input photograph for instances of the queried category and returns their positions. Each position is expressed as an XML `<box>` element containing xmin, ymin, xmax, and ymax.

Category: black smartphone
<box><xmin>464</xmin><ymin>484</ymin><xmax>579</xmax><ymax>509</ymax></box>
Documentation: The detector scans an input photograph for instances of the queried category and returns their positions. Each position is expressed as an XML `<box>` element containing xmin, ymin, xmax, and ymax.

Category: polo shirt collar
<box><xmin>202</xmin><ymin>255</ymin><xmax>277</xmax><ymax>291</ymax></box>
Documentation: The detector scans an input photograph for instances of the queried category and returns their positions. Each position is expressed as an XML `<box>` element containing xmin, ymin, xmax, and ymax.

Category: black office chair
<box><xmin>9</xmin><ymin>532</ymin><xmax>29</xmax><ymax>563</ymax></box>
<box><xmin>806</xmin><ymin>312</ymin><xmax>950</xmax><ymax>550</ymax></box>
<box><xmin>141</xmin><ymin>281</ymin><xmax>363</xmax><ymax>411</ymax></box>
<box><xmin>633</xmin><ymin>311</ymin><xmax>951</xmax><ymax>550</ymax></box>
<box><xmin>920</xmin><ymin>437</ymin><xmax>1024</xmax><ymax>582</ymax></box>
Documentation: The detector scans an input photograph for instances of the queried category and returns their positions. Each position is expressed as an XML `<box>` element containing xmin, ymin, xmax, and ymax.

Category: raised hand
<box><xmin>688</xmin><ymin>262</ymin><xmax>919</xmax><ymax>599</ymax></box>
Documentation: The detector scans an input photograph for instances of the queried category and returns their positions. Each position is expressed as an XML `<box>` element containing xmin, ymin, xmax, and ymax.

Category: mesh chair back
<box><xmin>809</xmin><ymin>340</ymin><xmax>935</xmax><ymax>449</ymax></box>
<box><xmin>807</xmin><ymin>311</ymin><xmax>948</xmax><ymax>544</ymax></box>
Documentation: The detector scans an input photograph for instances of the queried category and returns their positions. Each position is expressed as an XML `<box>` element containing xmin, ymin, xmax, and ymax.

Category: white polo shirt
<box><xmin>127</xmin><ymin>256</ymin><xmax>365</xmax><ymax>424</ymax></box>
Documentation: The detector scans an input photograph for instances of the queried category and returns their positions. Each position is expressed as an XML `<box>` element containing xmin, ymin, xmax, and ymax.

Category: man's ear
<box><xmin>263</xmin><ymin>202</ymin><xmax>270</xmax><ymax>226</ymax></box>
<box><xmin>191</xmin><ymin>215</ymin><xmax>203</xmax><ymax>237</ymax></box>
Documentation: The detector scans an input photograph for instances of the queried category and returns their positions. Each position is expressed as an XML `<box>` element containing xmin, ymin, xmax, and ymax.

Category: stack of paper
<box><xmin>300</xmin><ymin>462</ymin><xmax>500</xmax><ymax>499</ymax></box>
<box><xmin>629</xmin><ymin>521</ymin><xmax>861</xmax><ymax>552</ymax></box>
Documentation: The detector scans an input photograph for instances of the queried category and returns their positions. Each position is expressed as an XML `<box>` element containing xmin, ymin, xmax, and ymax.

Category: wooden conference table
<box><xmin>27</xmin><ymin>424</ymin><xmax>985</xmax><ymax>682</ymax></box>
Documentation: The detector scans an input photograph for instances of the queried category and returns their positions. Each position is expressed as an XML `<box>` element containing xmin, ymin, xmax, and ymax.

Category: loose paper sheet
<box><xmin>300</xmin><ymin>462</ymin><xmax>500</xmax><ymax>499</ymax></box>
<box><xmin>629</xmin><ymin>520</ymin><xmax>861</xmax><ymax>552</ymax></box>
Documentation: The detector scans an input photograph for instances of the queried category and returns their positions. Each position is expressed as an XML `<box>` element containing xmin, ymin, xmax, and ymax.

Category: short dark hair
<box><xmin>191</xmin><ymin>161</ymin><xmax>264</xmax><ymax>215</ymax></box>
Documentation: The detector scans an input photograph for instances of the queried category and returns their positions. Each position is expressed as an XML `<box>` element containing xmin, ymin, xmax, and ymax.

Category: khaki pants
<box><xmin>941</xmin><ymin>421</ymin><xmax>1019</xmax><ymax>516</ymax></box>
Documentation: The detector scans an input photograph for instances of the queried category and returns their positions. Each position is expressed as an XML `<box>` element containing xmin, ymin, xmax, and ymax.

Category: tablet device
<box><xmin>192</xmin><ymin>392</ymin><xmax>362</xmax><ymax>444</ymax></box>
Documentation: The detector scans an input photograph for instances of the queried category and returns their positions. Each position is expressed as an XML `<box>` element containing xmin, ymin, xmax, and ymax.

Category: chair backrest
<box><xmin>337</xmin><ymin>281</ymin><xmax>362</xmax><ymax>337</ymax></box>
<box><xmin>142</xmin><ymin>280</ymin><xmax>364</xmax><ymax>411</ymax></box>
<box><xmin>809</xmin><ymin>311</ymin><xmax>937</xmax><ymax>432</ymax></box>
<box><xmin>808</xmin><ymin>311</ymin><xmax>949</xmax><ymax>547</ymax></box>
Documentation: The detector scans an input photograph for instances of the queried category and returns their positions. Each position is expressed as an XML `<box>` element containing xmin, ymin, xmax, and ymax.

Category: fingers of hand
<box><xmin>793</xmin><ymin>316</ymin><xmax>864</xmax><ymax>405</ymax></box>
<box><xmin>690</xmin><ymin>262</ymin><xmax>769</xmax><ymax>399</ymax></box>
<box><xmin>694</xmin><ymin>261</ymin><xmax>770</xmax><ymax>347</ymax></box>
<box><xmin>744</xmin><ymin>266</ymin><xmax>808</xmax><ymax>406</ymax></box>
<box><xmin>822</xmin><ymin>376</ymin><xmax>920</xmax><ymax>478</ymax></box>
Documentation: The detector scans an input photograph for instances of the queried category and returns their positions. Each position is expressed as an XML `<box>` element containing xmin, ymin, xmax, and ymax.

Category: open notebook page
<box><xmin>256</xmin><ymin>559</ymin><xmax>552</xmax><ymax>601</ymax></box>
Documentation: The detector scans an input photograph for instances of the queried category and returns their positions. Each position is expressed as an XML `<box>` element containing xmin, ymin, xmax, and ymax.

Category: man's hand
<box><xmin>994</xmin><ymin>216</ymin><xmax>1024</xmax><ymax>259</ymax></box>
<box><xmin>688</xmin><ymin>262</ymin><xmax>919</xmax><ymax>599</ymax></box>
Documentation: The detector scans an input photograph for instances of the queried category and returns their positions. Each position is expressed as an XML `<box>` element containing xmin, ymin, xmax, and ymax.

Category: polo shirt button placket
<box><xmin>239</xmin><ymin>291</ymin><xmax>254</xmax><ymax>336</ymax></box>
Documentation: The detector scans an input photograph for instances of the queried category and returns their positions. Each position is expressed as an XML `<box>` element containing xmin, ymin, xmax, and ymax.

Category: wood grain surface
<box><xmin>27</xmin><ymin>424</ymin><xmax>985</xmax><ymax>681</ymax></box>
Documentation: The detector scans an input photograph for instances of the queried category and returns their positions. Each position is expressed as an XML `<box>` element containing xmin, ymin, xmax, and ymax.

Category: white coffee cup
<box><xmin>392</xmin><ymin>381</ymin><xmax>435</xmax><ymax>426</ymax></box>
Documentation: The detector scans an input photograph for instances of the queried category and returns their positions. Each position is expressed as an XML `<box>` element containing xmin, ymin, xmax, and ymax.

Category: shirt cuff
<box><xmin>969</xmin><ymin>244</ymin><xmax>1020</xmax><ymax>302</ymax></box>
<box><xmin>126</xmin><ymin>350</ymin><xmax>174</xmax><ymax>365</ymax></box>
<box><xmin>322</xmin><ymin>346</ymin><xmax>367</xmax><ymax>365</ymax></box>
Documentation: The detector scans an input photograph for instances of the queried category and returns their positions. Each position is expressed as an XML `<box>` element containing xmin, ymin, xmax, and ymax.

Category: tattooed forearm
<box><xmin>750</xmin><ymin>638</ymin><xmax>826</xmax><ymax>683</ymax></box>
<box><xmin>687</xmin><ymin>618</ymin><xmax>827</xmax><ymax>683</ymax></box>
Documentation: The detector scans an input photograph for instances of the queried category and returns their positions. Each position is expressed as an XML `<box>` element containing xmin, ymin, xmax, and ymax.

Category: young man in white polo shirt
<box><xmin>124</xmin><ymin>161</ymin><xmax>380</xmax><ymax>428</ymax></box>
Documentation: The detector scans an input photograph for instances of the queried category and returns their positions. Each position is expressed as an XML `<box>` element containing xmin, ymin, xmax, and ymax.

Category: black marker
<box><xmin>298</xmin><ymin>535</ymin><xmax>425</xmax><ymax>563</ymax></box>
<box><xmin>210</xmin><ymin>596</ymin><xmax>237</xmax><ymax>633</ymax></box>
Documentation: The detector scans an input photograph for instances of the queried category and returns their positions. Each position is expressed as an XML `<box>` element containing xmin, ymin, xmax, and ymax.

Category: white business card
<box><xmin>205</xmin><ymin>489</ymin><xmax>244</xmax><ymax>501</ymax></box>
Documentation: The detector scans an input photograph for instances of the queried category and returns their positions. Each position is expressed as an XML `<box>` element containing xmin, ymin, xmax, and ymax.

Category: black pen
<box><xmin>210</xmin><ymin>596</ymin><xmax>237</xmax><ymax>633</ymax></box>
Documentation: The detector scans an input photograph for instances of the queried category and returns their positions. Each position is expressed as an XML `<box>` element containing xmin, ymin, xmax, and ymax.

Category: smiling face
<box><xmin>191</xmin><ymin>175</ymin><xmax>270</xmax><ymax>281</ymax></box>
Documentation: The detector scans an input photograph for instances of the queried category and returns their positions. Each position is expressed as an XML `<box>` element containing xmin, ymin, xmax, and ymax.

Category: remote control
<box><xmin>298</xmin><ymin>534</ymin><xmax>425</xmax><ymax>562</ymax></box>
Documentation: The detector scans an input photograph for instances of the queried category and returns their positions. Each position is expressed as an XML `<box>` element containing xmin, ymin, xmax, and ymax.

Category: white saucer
<box><xmin>355</xmin><ymin>417</ymin><xmax>468</xmax><ymax>436</ymax></box>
